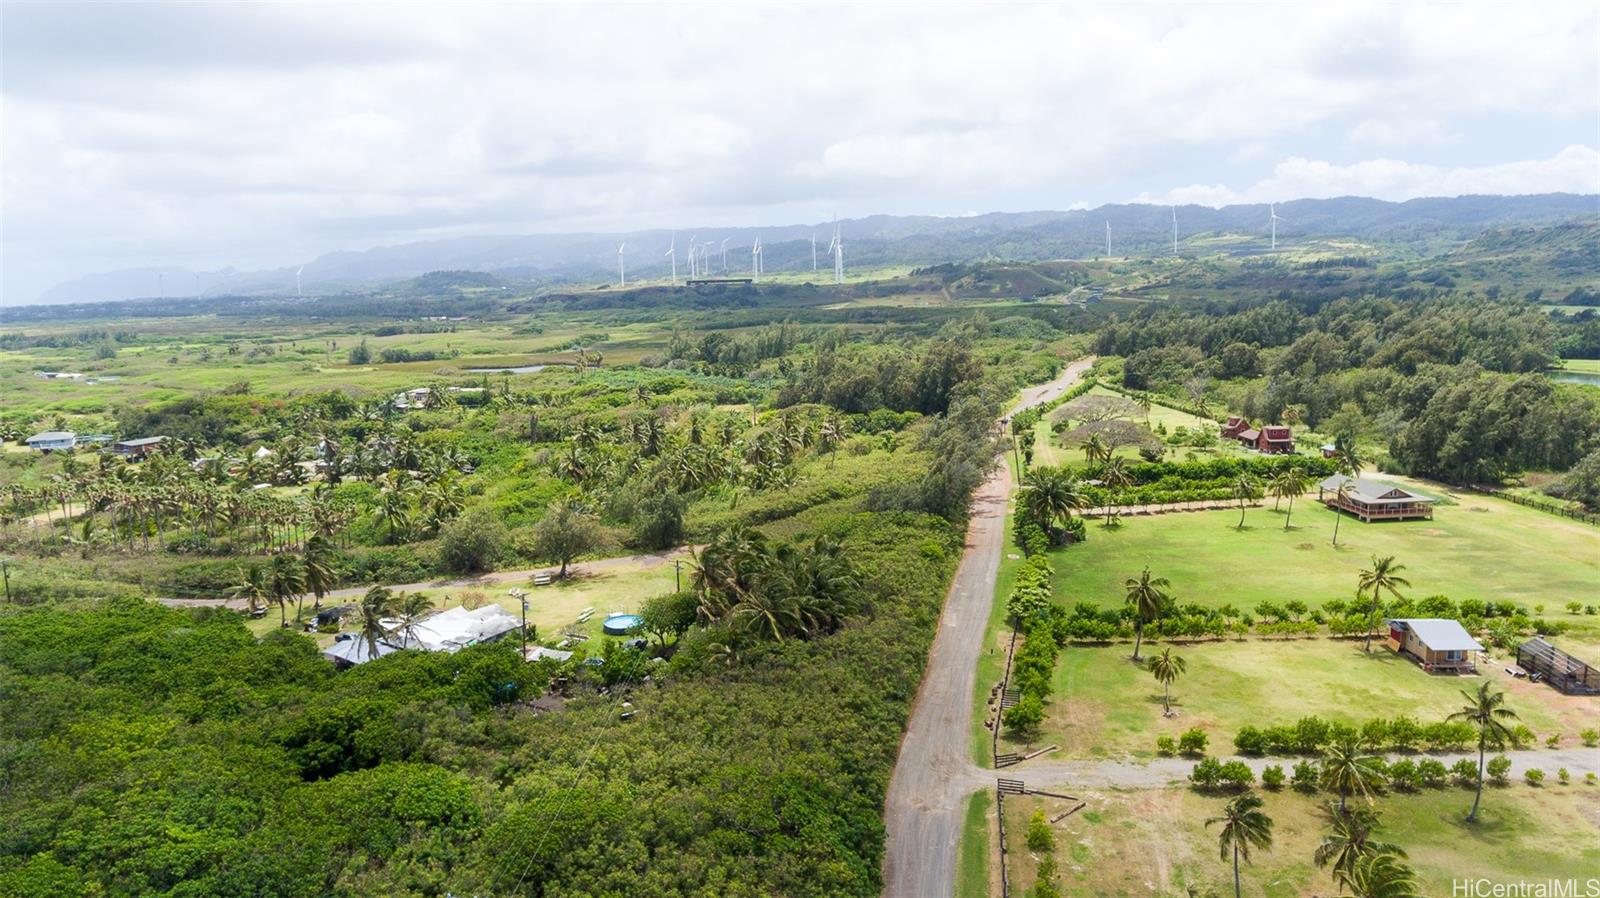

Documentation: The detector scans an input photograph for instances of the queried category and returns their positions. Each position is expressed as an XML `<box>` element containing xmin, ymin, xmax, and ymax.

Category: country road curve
<box><xmin>880</xmin><ymin>356</ymin><xmax>1094</xmax><ymax>898</ymax></box>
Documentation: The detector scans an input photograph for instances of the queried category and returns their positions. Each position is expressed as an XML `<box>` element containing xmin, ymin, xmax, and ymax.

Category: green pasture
<box><xmin>1042</xmin><ymin>492</ymin><xmax>1599</xmax><ymax>613</ymax></box>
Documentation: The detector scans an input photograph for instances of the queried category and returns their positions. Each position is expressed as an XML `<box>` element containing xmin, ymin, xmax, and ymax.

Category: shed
<box><xmin>114</xmin><ymin>436</ymin><xmax>167</xmax><ymax>457</ymax></box>
<box><xmin>1515</xmin><ymin>638</ymin><xmax>1599</xmax><ymax>695</ymax></box>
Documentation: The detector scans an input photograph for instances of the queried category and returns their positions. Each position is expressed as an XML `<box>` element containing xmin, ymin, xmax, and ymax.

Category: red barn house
<box><xmin>1255</xmin><ymin>425</ymin><xmax>1294</xmax><ymax>454</ymax></box>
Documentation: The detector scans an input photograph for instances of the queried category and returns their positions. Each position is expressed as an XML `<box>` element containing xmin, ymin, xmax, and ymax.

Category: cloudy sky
<box><xmin>3</xmin><ymin>1</ymin><xmax>1597</xmax><ymax>302</ymax></box>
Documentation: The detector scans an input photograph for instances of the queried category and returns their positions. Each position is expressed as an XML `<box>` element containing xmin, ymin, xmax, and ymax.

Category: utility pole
<box><xmin>511</xmin><ymin>588</ymin><xmax>528</xmax><ymax>659</ymax></box>
<box><xmin>674</xmin><ymin>559</ymin><xmax>682</xmax><ymax>593</ymax></box>
<box><xmin>1</xmin><ymin>559</ymin><xmax>11</xmax><ymax>603</ymax></box>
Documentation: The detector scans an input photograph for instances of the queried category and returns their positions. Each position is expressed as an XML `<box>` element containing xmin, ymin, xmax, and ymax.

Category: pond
<box><xmin>1547</xmin><ymin>369</ymin><xmax>1600</xmax><ymax>387</ymax></box>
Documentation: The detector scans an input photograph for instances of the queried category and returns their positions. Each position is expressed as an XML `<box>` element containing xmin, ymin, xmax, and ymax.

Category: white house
<box><xmin>25</xmin><ymin>431</ymin><xmax>77</xmax><ymax>452</ymax></box>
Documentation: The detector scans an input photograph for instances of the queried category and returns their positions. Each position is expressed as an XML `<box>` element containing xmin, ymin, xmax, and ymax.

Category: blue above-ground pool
<box><xmin>602</xmin><ymin>613</ymin><xmax>643</xmax><ymax>636</ymax></box>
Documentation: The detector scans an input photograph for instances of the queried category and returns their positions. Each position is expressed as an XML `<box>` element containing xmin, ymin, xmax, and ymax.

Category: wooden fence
<box><xmin>1465</xmin><ymin>484</ymin><xmax>1600</xmax><ymax>527</ymax></box>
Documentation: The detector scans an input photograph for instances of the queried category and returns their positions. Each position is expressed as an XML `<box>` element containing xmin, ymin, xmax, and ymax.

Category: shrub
<box><xmin>436</xmin><ymin>507</ymin><xmax>507</xmax><ymax>574</ymax></box>
<box><xmin>1509</xmin><ymin>725</ymin><xmax>1537</xmax><ymax>750</ymax></box>
<box><xmin>1190</xmin><ymin>757</ymin><xmax>1223</xmax><ymax>790</ymax></box>
<box><xmin>1178</xmin><ymin>728</ymin><xmax>1208</xmax><ymax>758</ymax></box>
<box><xmin>1524</xmin><ymin>768</ymin><xmax>1545</xmax><ymax>786</ymax></box>
<box><xmin>1486</xmin><ymin>755</ymin><xmax>1512</xmax><ymax>786</ymax></box>
<box><xmin>1026</xmin><ymin>810</ymin><xmax>1054</xmax><ymax>852</ymax></box>
<box><xmin>1545</xmin><ymin>733</ymin><xmax>1562</xmax><ymax>749</ymax></box>
<box><xmin>1580</xmin><ymin>728</ymin><xmax>1599</xmax><ymax>748</ymax></box>
<box><xmin>1558</xmin><ymin>768</ymin><xmax>1569</xmax><ymax>785</ymax></box>
<box><xmin>1003</xmin><ymin>695</ymin><xmax>1045</xmax><ymax>738</ymax></box>
<box><xmin>1450</xmin><ymin>758</ymin><xmax>1480</xmax><ymax>786</ymax></box>
<box><xmin>1388</xmin><ymin>716</ymin><xmax>1423</xmax><ymax>752</ymax></box>
<box><xmin>1218</xmin><ymin>760</ymin><xmax>1255</xmax><ymax>791</ymax></box>
<box><xmin>1260</xmin><ymin>764</ymin><xmax>1285</xmax><ymax>790</ymax></box>
<box><xmin>1586</xmin><ymin>772</ymin><xmax>1597</xmax><ymax>785</ymax></box>
<box><xmin>1386</xmin><ymin>758</ymin><xmax>1419</xmax><ymax>792</ymax></box>
<box><xmin>1290</xmin><ymin>760</ymin><xmax>1319</xmax><ymax>793</ymax></box>
<box><xmin>1416</xmin><ymin>759</ymin><xmax>1449</xmax><ymax>788</ymax></box>
<box><xmin>1155</xmin><ymin>736</ymin><xmax>1176</xmax><ymax>756</ymax></box>
<box><xmin>1234</xmin><ymin>726</ymin><xmax>1267</xmax><ymax>755</ymax></box>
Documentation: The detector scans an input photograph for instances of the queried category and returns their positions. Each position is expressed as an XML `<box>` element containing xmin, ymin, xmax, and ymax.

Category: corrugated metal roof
<box><xmin>1391</xmin><ymin>618</ymin><xmax>1483</xmax><ymax>652</ymax></box>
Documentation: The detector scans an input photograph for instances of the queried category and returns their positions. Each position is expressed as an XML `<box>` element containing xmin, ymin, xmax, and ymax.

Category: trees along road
<box><xmin>880</xmin><ymin>357</ymin><xmax>1094</xmax><ymax>898</ymax></box>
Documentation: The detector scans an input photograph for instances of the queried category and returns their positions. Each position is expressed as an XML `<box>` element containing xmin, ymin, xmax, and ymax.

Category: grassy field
<box><xmin>244</xmin><ymin>554</ymin><xmax>680</xmax><ymax>648</ymax></box>
<box><xmin>1043</xmin><ymin>490</ymin><xmax>1600</xmax><ymax>612</ymax></box>
<box><xmin>1008</xmin><ymin>639</ymin><xmax>1596</xmax><ymax>761</ymax></box>
<box><xmin>1552</xmin><ymin>357</ymin><xmax>1600</xmax><ymax>373</ymax></box>
<box><xmin>1001</xmin><ymin>784</ymin><xmax>1600</xmax><ymax>898</ymax></box>
<box><xmin>1031</xmin><ymin>385</ymin><xmax>1281</xmax><ymax>467</ymax></box>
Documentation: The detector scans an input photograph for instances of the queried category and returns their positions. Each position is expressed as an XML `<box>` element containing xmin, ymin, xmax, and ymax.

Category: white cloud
<box><xmin>2</xmin><ymin>1</ymin><xmax>1596</xmax><ymax>301</ymax></box>
<box><xmin>1135</xmin><ymin>146</ymin><xmax>1600</xmax><ymax>206</ymax></box>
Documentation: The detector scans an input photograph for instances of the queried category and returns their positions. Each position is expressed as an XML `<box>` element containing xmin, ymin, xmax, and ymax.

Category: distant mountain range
<box><xmin>27</xmin><ymin>193</ymin><xmax>1599</xmax><ymax>306</ymax></box>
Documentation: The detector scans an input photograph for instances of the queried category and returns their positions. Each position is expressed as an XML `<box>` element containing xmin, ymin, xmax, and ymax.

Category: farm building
<box><xmin>1317</xmin><ymin>474</ymin><xmax>1434</xmax><ymax>522</ymax></box>
<box><xmin>1253</xmin><ymin>425</ymin><xmax>1294</xmax><ymax>454</ymax></box>
<box><xmin>1220</xmin><ymin>416</ymin><xmax>1251</xmax><ymax>439</ymax></box>
<box><xmin>1515</xmin><ymin>638</ymin><xmax>1600</xmax><ymax>695</ymax></box>
<box><xmin>1386</xmin><ymin>618</ymin><xmax>1482</xmax><ymax>673</ymax></box>
<box><xmin>321</xmin><ymin>604</ymin><xmax>524</xmax><ymax>667</ymax></box>
<box><xmin>113</xmin><ymin>436</ymin><xmax>167</xmax><ymax>458</ymax></box>
<box><xmin>25</xmin><ymin>431</ymin><xmax>77</xmax><ymax>452</ymax></box>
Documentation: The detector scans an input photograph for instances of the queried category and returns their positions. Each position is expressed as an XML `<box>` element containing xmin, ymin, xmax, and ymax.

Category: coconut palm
<box><xmin>1019</xmin><ymin>467</ymin><xmax>1086</xmax><ymax>539</ymax></box>
<box><xmin>301</xmin><ymin>534</ymin><xmax>337</xmax><ymax>612</ymax></box>
<box><xmin>1330</xmin><ymin>479</ymin><xmax>1355</xmax><ymax>547</ymax></box>
<box><xmin>1447</xmin><ymin>681</ymin><xmax>1520</xmax><ymax>823</ymax></box>
<box><xmin>1273</xmin><ymin>467</ymin><xmax>1312</xmax><ymax>530</ymax></box>
<box><xmin>1334</xmin><ymin>434</ymin><xmax>1366</xmax><ymax>479</ymax></box>
<box><xmin>1232</xmin><ymin>473</ymin><xmax>1260</xmax><ymax>530</ymax></box>
<box><xmin>229</xmin><ymin>562</ymin><xmax>271</xmax><ymax>616</ymax></box>
<box><xmin>1314</xmin><ymin>803</ymin><xmax>1406</xmax><ymax>891</ymax></box>
<box><xmin>1356</xmin><ymin>555</ymin><xmax>1409</xmax><ymax>652</ymax></box>
<box><xmin>391</xmin><ymin>591</ymin><xmax>435</xmax><ymax>647</ymax></box>
<box><xmin>358</xmin><ymin>585</ymin><xmax>399</xmax><ymax>660</ymax></box>
<box><xmin>266</xmin><ymin>553</ymin><xmax>305</xmax><ymax>627</ymax></box>
<box><xmin>1340</xmin><ymin>850</ymin><xmax>1420</xmax><ymax>898</ymax></box>
<box><xmin>1123</xmin><ymin>566</ymin><xmax>1171</xmax><ymax>661</ymax></box>
<box><xmin>1147</xmin><ymin>647</ymin><xmax>1186</xmax><ymax>716</ymax></box>
<box><xmin>1319</xmin><ymin>738</ymin><xmax>1386</xmax><ymax>813</ymax></box>
<box><xmin>1205</xmin><ymin>792</ymin><xmax>1274</xmax><ymax>898</ymax></box>
<box><xmin>1081</xmin><ymin>433</ymin><xmax>1109</xmax><ymax>466</ymax></box>
<box><xmin>1100</xmin><ymin>457</ymin><xmax>1132</xmax><ymax>525</ymax></box>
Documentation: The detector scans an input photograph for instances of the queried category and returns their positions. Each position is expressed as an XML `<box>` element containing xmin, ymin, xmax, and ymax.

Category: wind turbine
<box><xmin>617</xmin><ymin>243</ymin><xmax>626</xmax><ymax>287</ymax></box>
<box><xmin>811</xmin><ymin>233</ymin><xmax>818</xmax><ymax>271</ymax></box>
<box><xmin>751</xmin><ymin>238</ymin><xmax>761</xmax><ymax>281</ymax></box>
<box><xmin>1105</xmin><ymin>220</ymin><xmax>1112</xmax><ymax>257</ymax></box>
<box><xmin>296</xmin><ymin>265</ymin><xmax>305</xmax><ymax>296</ymax></box>
<box><xmin>687</xmin><ymin>235</ymin><xmax>699</xmax><ymax>278</ymax></box>
<box><xmin>1270</xmin><ymin>204</ymin><xmax>1286</xmax><ymax>250</ymax></box>
<box><xmin>829</xmin><ymin>223</ymin><xmax>844</xmax><ymax>284</ymax></box>
<box><xmin>1171</xmin><ymin>207</ymin><xmax>1178</xmax><ymax>255</ymax></box>
<box><xmin>665</xmin><ymin>234</ymin><xmax>678</xmax><ymax>286</ymax></box>
<box><xmin>720</xmin><ymin>238</ymin><xmax>729</xmax><ymax>273</ymax></box>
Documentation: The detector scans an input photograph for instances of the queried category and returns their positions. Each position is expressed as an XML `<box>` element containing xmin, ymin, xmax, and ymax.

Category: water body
<box><xmin>1548</xmin><ymin>370</ymin><xmax>1600</xmax><ymax>387</ymax></box>
<box><xmin>464</xmin><ymin>363</ymin><xmax>550</xmax><ymax>374</ymax></box>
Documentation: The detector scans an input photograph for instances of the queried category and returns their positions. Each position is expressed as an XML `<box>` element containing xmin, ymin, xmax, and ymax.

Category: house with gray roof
<box><xmin>1386</xmin><ymin>618</ymin><xmax>1482</xmax><ymax>673</ymax></box>
<box><xmin>1317</xmin><ymin>473</ymin><xmax>1434</xmax><ymax>522</ymax></box>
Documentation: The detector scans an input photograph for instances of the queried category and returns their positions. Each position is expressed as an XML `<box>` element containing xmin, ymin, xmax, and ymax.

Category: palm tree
<box><xmin>1135</xmin><ymin>391</ymin><xmax>1153</xmax><ymax>423</ymax></box>
<box><xmin>1274</xmin><ymin>468</ymin><xmax>1312</xmax><ymax>530</ymax></box>
<box><xmin>1147</xmin><ymin>647</ymin><xmax>1186</xmax><ymax>716</ymax></box>
<box><xmin>392</xmin><ymin>591</ymin><xmax>434</xmax><ymax>647</ymax></box>
<box><xmin>1330</xmin><ymin>479</ymin><xmax>1354</xmax><ymax>547</ymax></box>
<box><xmin>1101</xmin><ymin>458</ymin><xmax>1132</xmax><ymax>525</ymax></box>
<box><xmin>1340</xmin><ymin>850</ymin><xmax>1420</xmax><ymax>898</ymax></box>
<box><xmin>1020</xmin><ymin>467</ymin><xmax>1086</xmax><ymax>540</ymax></box>
<box><xmin>265</xmin><ymin>553</ymin><xmax>305</xmax><ymax>628</ymax></box>
<box><xmin>229</xmin><ymin>562</ymin><xmax>271</xmax><ymax>616</ymax></box>
<box><xmin>1447</xmin><ymin>682</ymin><xmax>1519</xmax><ymax>823</ymax></box>
<box><xmin>1319</xmin><ymin>738</ymin><xmax>1386</xmax><ymax>813</ymax></box>
<box><xmin>301</xmin><ymin>534</ymin><xmax>336</xmax><ymax>612</ymax></box>
<box><xmin>1123</xmin><ymin>567</ymin><xmax>1171</xmax><ymax>661</ymax></box>
<box><xmin>358</xmin><ymin>585</ymin><xmax>398</xmax><ymax>660</ymax></box>
<box><xmin>1206</xmin><ymin>792</ymin><xmax>1274</xmax><ymax>898</ymax></box>
<box><xmin>1232</xmin><ymin>473</ymin><xmax>1259</xmax><ymax>530</ymax></box>
<box><xmin>1314</xmin><ymin>803</ymin><xmax>1406</xmax><ymax>892</ymax></box>
<box><xmin>1356</xmin><ymin>555</ymin><xmax>1409</xmax><ymax>652</ymax></box>
<box><xmin>1334</xmin><ymin>434</ymin><xmax>1366</xmax><ymax>479</ymax></box>
<box><xmin>1081</xmin><ymin>433</ymin><xmax>1109</xmax><ymax>466</ymax></box>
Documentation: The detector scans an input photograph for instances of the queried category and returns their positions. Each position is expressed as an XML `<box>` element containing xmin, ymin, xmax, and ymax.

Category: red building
<box><xmin>1220</xmin><ymin>416</ymin><xmax>1250</xmax><ymax>439</ymax></box>
<box><xmin>1256</xmin><ymin>425</ymin><xmax>1294</xmax><ymax>454</ymax></box>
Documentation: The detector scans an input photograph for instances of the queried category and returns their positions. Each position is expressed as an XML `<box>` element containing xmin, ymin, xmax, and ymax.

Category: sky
<box><xmin>3</xmin><ymin>1</ymin><xmax>1597</xmax><ymax>303</ymax></box>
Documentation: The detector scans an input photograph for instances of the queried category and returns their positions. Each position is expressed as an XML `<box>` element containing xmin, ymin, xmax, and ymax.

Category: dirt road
<box><xmin>880</xmin><ymin>357</ymin><xmax>1094</xmax><ymax>898</ymax></box>
<box><xmin>154</xmin><ymin>547</ymin><xmax>691</xmax><ymax>609</ymax></box>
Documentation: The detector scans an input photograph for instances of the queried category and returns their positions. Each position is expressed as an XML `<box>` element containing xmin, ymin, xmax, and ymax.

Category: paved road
<box><xmin>880</xmin><ymin>357</ymin><xmax>1094</xmax><ymax>898</ymax></box>
<box><xmin>154</xmin><ymin>547</ymin><xmax>692</xmax><ymax>609</ymax></box>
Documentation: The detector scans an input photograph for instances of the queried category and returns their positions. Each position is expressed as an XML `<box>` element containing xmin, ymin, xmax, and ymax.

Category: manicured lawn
<box><xmin>1009</xmin><ymin>639</ymin><xmax>1594</xmax><ymax>760</ymax></box>
<box><xmin>1043</xmin><ymin>492</ymin><xmax>1599</xmax><ymax>612</ymax></box>
<box><xmin>1002</xmin><ymin>784</ymin><xmax>1600</xmax><ymax>898</ymax></box>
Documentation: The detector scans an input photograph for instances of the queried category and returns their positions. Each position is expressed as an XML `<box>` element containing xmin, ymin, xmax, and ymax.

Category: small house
<box><xmin>1317</xmin><ymin>474</ymin><xmax>1434</xmax><ymax>522</ymax></box>
<box><xmin>1256</xmin><ymin>425</ymin><xmax>1294</xmax><ymax>454</ymax></box>
<box><xmin>1320</xmin><ymin>443</ymin><xmax>1340</xmax><ymax>459</ymax></box>
<box><xmin>1386</xmin><ymin>619</ymin><xmax>1482</xmax><ymax>674</ymax></box>
<box><xmin>113</xmin><ymin>436</ymin><xmax>167</xmax><ymax>458</ymax></box>
<box><xmin>25</xmin><ymin>431</ymin><xmax>77</xmax><ymax>452</ymax></box>
<box><xmin>1220</xmin><ymin>416</ymin><xmax>1250</xmax><ymax>439</ymax></box>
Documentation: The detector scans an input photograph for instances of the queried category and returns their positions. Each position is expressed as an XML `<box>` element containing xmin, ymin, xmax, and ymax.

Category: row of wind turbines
<box><xmin>615</xmin><ymin>222</ymin><xmax>845</xmax><ymax>289</ymax></box>
<box><xmin>1103</xmin><ymin>203</ymin><xmax>1291</xmax><ymax>256</ymax></box>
